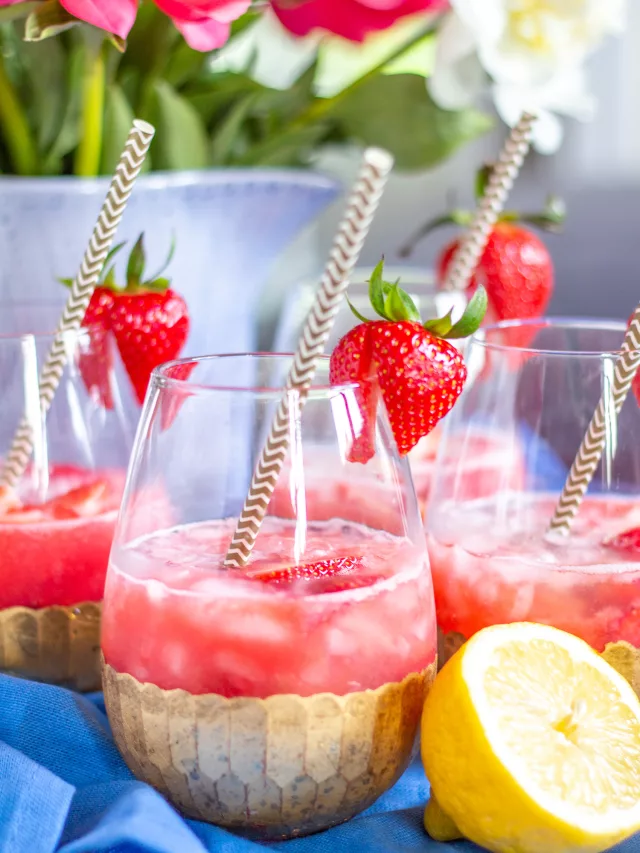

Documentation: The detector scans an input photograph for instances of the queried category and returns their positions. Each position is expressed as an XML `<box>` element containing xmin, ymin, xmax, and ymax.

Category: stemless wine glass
<box><xmin>426</xmin><ymin>318</ymin><xmax>640</xmax><ymax>694</ymax></box>
<box><xmin>0</xmin><ymin>310</ymin><xmax>136</xmax><ymax>690</ymax></box>
<box><xmin>101</xmin><ymin>353</ymin><xmax>436</xmax><ymax>840</ymax></box>
<box><xmin>275</xmin><ymin>268</ymin><xmax>467</xmax><ymax>518</ymax></box>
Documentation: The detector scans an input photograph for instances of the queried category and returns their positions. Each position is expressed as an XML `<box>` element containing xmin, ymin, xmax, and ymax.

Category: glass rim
<box><xmin>0</xmin><ymin>325</ymin><xmax>93</xmax><ymax>344</ymax></box>
<box><xmin>0</xmin><ymin>301</ymin><xmax>102</xmax><ymax>342</ymax></box>
<box><xmin>468</xmin><ymin>317</ymin><xmax>628</xmax><ymax>357</ymax></box>
<box><xmin>152</xmin><ymin>352</ymin><xmax>361</xmax><ymax>397</ymax></box>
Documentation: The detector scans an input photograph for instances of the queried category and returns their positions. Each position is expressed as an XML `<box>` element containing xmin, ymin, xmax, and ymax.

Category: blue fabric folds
<box><xmin>0</xmin><ymin>674</ymin><xmax>636</xmax><ymax>853</ymax></box>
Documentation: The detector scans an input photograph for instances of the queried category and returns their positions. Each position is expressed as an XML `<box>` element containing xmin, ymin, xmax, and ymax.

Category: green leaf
<box><xmin>24</xmin><ymin>0</ymin><xmax>77</xmax><ymax>41</ymax></box>
<box><xmin>185</xmin><ymin>73</ymin><xmax>261</xmax><ymax>125</ymax></box>
<box><xmin>145</xmin><ymin>234</ymin><xmax>176</xmax><ymax>284</ymax></box>
<box><xmin>383</xmin><ymin>283</ymin><xmax>421</xmax><ymax>323</ymax></box>
<box><xmin>235</xmin><ymin>123</ymin><xmax>328</xmax><ymax>167</ymax></box>
<box><xmin>368</xmin><ymin>259</ymin><xmax>387</xmax><ymax>319</ymax></box>
<box><xmin>103</xmin><ymin>264</ymin><xmax>117</xmax><ymax>287</ymax></box>
<box><xmin>424</xmin><ymin>309</ymin><xmax>453</xmax><ymax>337</ymax></box>
<box><xmin>100</xmin><ymin>243</ymin><xmax>127</xmax><ymax>286</ymax></box>
<box><xmin>0</xmin><ymin>2</ymin><xmax>38</xmax><ymax>23</ymax></box>
<box><xmin>398</xmin><ymin>211</ymin><xmax>473</xmax><ymax>257</ymax></box>
<box><xmin>389</xmin><ymin>285</ymin><xmax>421</xmax><ymax>323</ymax></box>
<box><xmin>126</xmin><ymin>235</ymin><xmax>146</xmax><ymax>287</ymax></box>
<box><xmin>57</xmin><ymin>277</ymin><xmax>73</xmax><ymax>289</ymax></box>
<box><xmin>316</xmin><ymin>19</ymin><xmax>437</xmax><ymax>98</ymax></box>
<box><xmin>475</xmin><ymin>164</ymin><xmax>493</xmax><ymax>201</ymax></box>
<box><xmin>151</xmin><ymin>79</ymin><xmax>208</xmax><ymax>170</ymax></box>
<box><xmin>329</xmin><ymin>74</ymin><xmax>492</xmax><ymax>171</ymax></box>
<box><xmin>164</xmin><ymin>40</ymin><xmax>208</xmax><ymax>89</ymax></box>
<box><xmin>209</xmin><ymin>92</ymin><xmax>256</xmax><ymax>165</ymax></box>
<box><xmin>518</xmin><ymin>195</ymin><xmax>567</xmax><ymax>234</ymax></box>
<box><xmin>100</xmin><ymin>82</ymin><xmax>135</xmax><ymax>174</ymax></box>
<box><xmin>145</xmin><ymin>276</ymin><xmax>170</xmax><ymax>293</ymax></box>
<box><xmin>446</xmin><ymin>286</ymin><xmax>488</xmax><ymax>339</ymax></box>
<box><xmin>230</xmin><ymin>9</ymin><xmax>261</xmax><ymax>38</ymax></box>
<box><xmin>6</xmin><ymin>28</ymin><xmax>64</xmax><ymax>155</ymax></box>
<box><xmin>41</xmin><ymin>40</ymin><xmax>84</xmax><ymax>173</ymax></box>
<box><xmin>347</xmin><ymin>297</ymin><xmax>370</xmax><ymax>324</ymax></box>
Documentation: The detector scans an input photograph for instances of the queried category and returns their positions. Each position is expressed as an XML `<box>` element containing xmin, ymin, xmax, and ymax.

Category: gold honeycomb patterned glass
<box><xmin>0</xmin><ymin>316</ymin><xmax>134</xmax><ymax>691</ymax></box>
<box><xmin>101</xmin><ymin>355</ymin><xmax>438</xmax><ymax>838</ymax></box>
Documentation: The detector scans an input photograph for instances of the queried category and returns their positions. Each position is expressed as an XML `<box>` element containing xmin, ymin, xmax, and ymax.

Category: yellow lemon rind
<box><xmin>422</xmin><ymin>622</ymin><xmax>640</xmax><ymax>853</ymax></box>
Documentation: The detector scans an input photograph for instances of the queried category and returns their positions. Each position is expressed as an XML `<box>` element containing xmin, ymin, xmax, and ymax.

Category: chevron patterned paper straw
<box><xmin>224</xmin><ymin>147</ymin><xmax>394</xmax><ymax>569</ymax></box>
<box><xmin>443</xmin><ymin>112</ymin><xmax>536</xmax><ymax>293</ymax></box>
<box><xmin>0</xmin><ymin>119</ymin><xmax>155</xmax><ymax>488</ymax></box>
<box><xmin>549</xmin><ymin>308</ymin><xmax>640</xmax><ymax>535</ymax></box>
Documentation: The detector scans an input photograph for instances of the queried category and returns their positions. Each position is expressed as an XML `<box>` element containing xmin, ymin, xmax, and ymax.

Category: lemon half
<box><xmin>421</xmin><ymin>622</ymin><xmax>640</xmax><ymax>853</ymax></box>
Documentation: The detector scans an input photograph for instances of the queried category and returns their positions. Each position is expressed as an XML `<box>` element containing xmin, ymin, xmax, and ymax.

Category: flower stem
<box><xmin>74</xmin><ymin>33</ymin><xmax>106</xmax><ymax>177</ymax></box>
<box><xmin>295</xmin><ymin>17</ymin><xmax>442</xmax><ymax>128</ymax></box>
<box><xmin>0</xmin><ymin>50</ymin><xmax>38</xmax><ymax>175</ymax></box>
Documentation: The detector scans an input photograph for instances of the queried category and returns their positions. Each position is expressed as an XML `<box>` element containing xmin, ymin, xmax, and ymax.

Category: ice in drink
<box><xmin>0</xmin><ymin>464</ymin><xmax>125</xmax><ymax>689</ymax></box>
<box><xmin>102</xmin><ymin>515</ymin><xmax>437</xmax><ymax>837</ymax></box>
<box><xmin>103</xmin><ymin>516</ymin><xmax>436</xmax><ymax>697</ymax></box>
<box><xmin>428</xmin><ymin>493</ymin><xmax>640</xmax><ymax>691</ymax></box>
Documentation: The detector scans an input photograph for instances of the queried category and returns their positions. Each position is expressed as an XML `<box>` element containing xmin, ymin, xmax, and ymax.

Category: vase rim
<box><xmin>0</xmin><ymin>169</ymin><xmax>341</xmax><ymax>196</ymax></box>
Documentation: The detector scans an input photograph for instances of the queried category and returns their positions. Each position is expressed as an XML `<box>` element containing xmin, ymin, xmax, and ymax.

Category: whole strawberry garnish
<box><xmin>436</xmin><ymin>223</ymin><xmax>553</xmax><ymax>323</ymax></box>
<box><xmin>330</xmin><ymin>260</ymin><xmax>487</xmax><ymax>462</ymax></box>
<box><xmin>62</xmin><ymin>235</ymin><xmax>189</xmax><ymax>406</ymax></box>
<box><xmin>400</xmin><ymin>168</ymin><xmax>564</xmax><ymax>331</ymax></box>
<box><xmin>80</xmin><ymin>287</ymin><xmax>116</xmax><ymax>409</ymax></box>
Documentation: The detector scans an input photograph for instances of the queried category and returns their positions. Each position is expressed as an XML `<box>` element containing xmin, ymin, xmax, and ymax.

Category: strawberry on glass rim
<box><xmin>399</xmin><ymin>166</ymin><xmax>564</xmax><ymax>333</ymax></box>
<box><xmin>329</xmin><ymin>259</ymin><xmax>487</xmax><ymax>462</ymax></box>
<box><xmin>61</xmin><ymin>234</ymin><xmax>189</xmax><ymax>406</ymax></box>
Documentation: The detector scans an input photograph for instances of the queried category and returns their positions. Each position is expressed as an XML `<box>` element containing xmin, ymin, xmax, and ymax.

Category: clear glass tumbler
<box><xmin>0</xmin><ymin>317</ymin><xmax>135</xmax><ymax>690</ymax></box>
<box><xmin>426</xmin><ymin>318</ymin><xmax>640</xmax><ymax>695</ymax></box>
<box><xmin>101</xmin><ymin>354</ymin><xmax>437</xmax><ymax>839</ymax></box>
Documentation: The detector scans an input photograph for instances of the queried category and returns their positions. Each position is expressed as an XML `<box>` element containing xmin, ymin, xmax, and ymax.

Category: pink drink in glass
<box><xmin>428</xmin><ymin>493</ymin><xmax>640</xmax><ymax>658</ymax></box>
<box><xmin>410</xmin><ymin>430</ymin><xmax>525</xmax><ymax>518</ymax></box>
<box><xmin>0</xmin><ymin>465</ymin><xmax>125</xmax><ymax>609</ymax></box>
<box><xmin>103</xmin><ymin>516</ymin><xmax>436</xmax><ymax>698</ymax></box>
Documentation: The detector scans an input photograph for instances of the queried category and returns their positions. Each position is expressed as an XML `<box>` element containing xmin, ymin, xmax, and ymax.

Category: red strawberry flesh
<box><xmin>436</xmin><ymin>223</ymin><xmax>553</xmax><ymax>349</ymax></box>
<box><xmin>80</xmin><ymin>287</ymin><xmax>116</xmax><ymax>410</ymax></box>
<box><xmin>331</xmin><ymin>321</ymin><xmax>467</xmax><ymax>461</ymax></box>
<box><xmin>246</xmin><ymin>555</ymin><xmax>377</xmax><ymax>593</ymax></box>
<box><xmin>110</xmin><ymin>289</ymin><xmax>190</xmax><ymax>404</ymax></box>
<box><xmin>605</xmin><ymin>527</ymin><xmax>640</xmax><ymax>554</ymax></box>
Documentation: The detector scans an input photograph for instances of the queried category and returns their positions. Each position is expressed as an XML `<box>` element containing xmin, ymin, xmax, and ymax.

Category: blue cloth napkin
<box><xmin>0</xmin><ymin>675</ymin><xmax>637</xmax><ymax>853</ymax></box>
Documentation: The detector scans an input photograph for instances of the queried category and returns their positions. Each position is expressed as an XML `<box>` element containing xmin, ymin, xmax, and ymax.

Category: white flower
<box><xmin>429</xmin><ymin>0</ymin><xmax>626</xmax><ymax>153</ymax></box>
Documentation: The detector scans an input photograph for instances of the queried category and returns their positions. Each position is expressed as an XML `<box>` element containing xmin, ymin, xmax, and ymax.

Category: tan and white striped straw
<box><xmin>549</xmin><ymin>307</ymin><xmax>640</xmax><ymax>535</ymax></box>
<box><xmin>443</xmin><ymin>112</ymin><xmax>536</xmax><ymax>293</ymax></box>
<box><xmin>0</xmin><ymin>119</ymin><xmax>155</xmax><ymax>488</ymax></box>
<box><xmin>224</xmin><ymin>147</ymin><xmax>394</xmax><ymax>568</ymax></box>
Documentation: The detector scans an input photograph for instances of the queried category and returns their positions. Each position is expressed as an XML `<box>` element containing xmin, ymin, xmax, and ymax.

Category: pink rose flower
<box><xmin>57</xmin><ymin>0</ymin><xmax>251</xmax><ymax>50</ymax></box>
<box><xmin>271</xmin><ymin>0</ymin><xmax>449</xmax><ymax>42</ymax></box>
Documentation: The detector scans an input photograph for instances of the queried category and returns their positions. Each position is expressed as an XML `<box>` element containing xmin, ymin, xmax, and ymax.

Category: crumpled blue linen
<box><xmin>0</xmin><ymin>674</ymin><xmax>636</xmax><ymax>853</ymax></box>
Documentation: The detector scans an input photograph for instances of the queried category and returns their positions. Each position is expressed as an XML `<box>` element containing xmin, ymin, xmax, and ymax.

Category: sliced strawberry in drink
<box><xmin>247</xmin><ymin>555</ymin><xmax>378</xmax><ymax>593</ymax></box>
<box><xmin>604</xmin><ymin>527</ymin><xmax>640</xmax><ymax>554</ymax></box>
<box><xmin>249</xmin><ymin>555</ymin><xmax>363</xmax><ymax>583</ymax></box>
<box><xmin>1</xmin><ymin>507</ymin><xmax>47</xmax><ymax>524</ymax></box>
<box><xmin>0</xmin><ymin>486</ymin><xmax>20</xmax><ymax>514</ymax></box>
<box><xmin>45</xmin><ymin>480</ymin><xmax>110</xmax><ymax>520</ymax></box>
